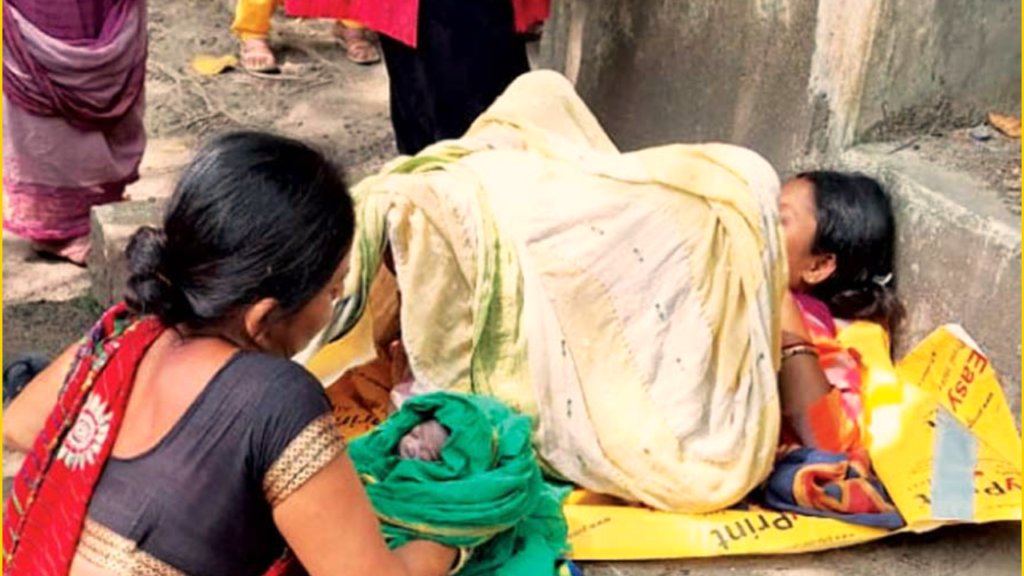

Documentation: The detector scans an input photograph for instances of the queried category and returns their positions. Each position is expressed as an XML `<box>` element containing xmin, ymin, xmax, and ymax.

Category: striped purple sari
<box><xmin>2</xmin><ymin>0</ymin><xmax>147</xmax><ymax>243</ymax></box>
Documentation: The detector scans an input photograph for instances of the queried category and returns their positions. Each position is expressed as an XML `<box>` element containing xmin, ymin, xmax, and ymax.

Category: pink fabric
<box><xmin>283</xmin><ymin>0</ymin><xmax>549</xmax><ymax>48</ymax></box>
<box><xmin>1</xmin><ymin>0</ymin><xmax>146</xmax><ymax>242</ymax></box>
<box><xmin>3</xmin><ymin>94</ymin><xmax>143</xmax><ymax>241</ymax></box>
<box><xmin>3</xmin><ymin>0</ymin><xmax>147</xmax><ymax>132</ymax></box>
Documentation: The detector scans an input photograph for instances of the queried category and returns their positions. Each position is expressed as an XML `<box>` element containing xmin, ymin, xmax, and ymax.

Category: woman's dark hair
<box><xmin>800</xmin><ymin>170</ymin><xmax>906</xmax><ymax>331</ymax></box>
<box><xmin>125</xmin><ymin>131</ymin><xmax>356</xmax><ymax>330</ymax></box>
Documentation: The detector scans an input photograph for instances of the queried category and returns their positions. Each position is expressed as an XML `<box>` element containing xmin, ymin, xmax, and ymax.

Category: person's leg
<box><xmin>423</xmin><ymin>0</ymin><xmax>530</xmax><ymax>142</ymax></box>
<box><xmin>379</xmin><ymin>34</ymin><xmax>436</xmax><ymax>155</ymax></box>
<box><xmin>379</xmin><ymin>0</ymin><xmax>530</xmax><ymax>155</ymax></box>
<box><xmin>232</xmin><ymin>0</ymin><xmax>279</xmax><ymax>71</ymax></box>
<box><xmin>335</xmin><ymin>20</ymin><xmax>381</xmax><ymax>65</ymax></box>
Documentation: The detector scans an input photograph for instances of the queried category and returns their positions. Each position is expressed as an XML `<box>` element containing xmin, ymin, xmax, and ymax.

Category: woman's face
<box><xmin>262</xmin><ymin>255</ymin><xmax>350</xmax><ymax>357</ymax></box>
<box><xmin>780</xmin><ymin>177</ymin><xmax>820</xmax><ymax>290</ymax></box>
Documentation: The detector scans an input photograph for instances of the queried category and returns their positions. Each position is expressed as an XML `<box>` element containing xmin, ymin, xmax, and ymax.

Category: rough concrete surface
<box><xmin>856</xmin><ymin>0</ymin><xmax>1022</xmax><ymax>143</ymax></box>
<box><xmin>536</xmin><ymin>0</ymin><xmax>1022</xmax><ymax>173</ymax></box>
<box><xmin>836</xmin><ymin>142</ymin><xmax>1022</xmax><ymax>421</ymax></box>
<box><xmin>583</xmin><ymin>522</ymin><xmax>1021</xmax><ymax>576</ymax></box>
<box><xmin>536</xmin><ymin>0</ymin><xmax>820</xmax><ymax>172</ymax></box>
<box><xmin>585</xmin><ymin>523</ymin><xmax>1021</xmax><ymax>576</ymax></box>
<box><xmin>89</xmin><ymin>199</ymin><xmax>168</xmax><ymax>307</ymax></box>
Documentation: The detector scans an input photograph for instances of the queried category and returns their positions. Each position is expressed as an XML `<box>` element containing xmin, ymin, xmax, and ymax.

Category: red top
<box><xmin>283</xmin><ymin>0</ymin><xmax>549</xmax><ymax>48</ymax></box>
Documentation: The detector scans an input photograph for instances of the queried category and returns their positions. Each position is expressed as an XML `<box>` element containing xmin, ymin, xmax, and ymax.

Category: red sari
<box><xmin>2</xmin><ymin>304</ymin><xmax>300</xmax><ymax>576</ymax></box>
<box><xmin>282</xmin><ymin>0</ymin><xmax>550</xmax><ymax>47</ymax></box>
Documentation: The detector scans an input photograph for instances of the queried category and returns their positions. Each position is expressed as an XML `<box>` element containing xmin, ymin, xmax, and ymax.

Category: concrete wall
<box><xmin>855</xmin><ymin>0</ymin><xmax>1022</xmax><ymax>142</ymax></box>
<box><xmin>536</xmin><ymin>0</ymin><xmax>1022</xmax><ymax>172</ymax></box>
<box><xmin>537</xmin><ymin>0</ymin><xmax>821</xmax><ymax>171</ymax></box>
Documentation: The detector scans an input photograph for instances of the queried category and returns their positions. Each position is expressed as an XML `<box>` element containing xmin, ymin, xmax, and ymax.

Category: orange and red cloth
<box><xmin>766</xmin><ymin>294</ymin><xmax>901</xmax><ymax>528</ymax></box>
<box><xmin>282</xmin><ymin>0</ymin><xmax>549</xmax><ymax>47</ymax></box>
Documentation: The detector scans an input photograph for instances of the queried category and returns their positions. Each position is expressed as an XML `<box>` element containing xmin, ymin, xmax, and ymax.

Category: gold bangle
<box><xmin>781</xmin><ymin>344</ymin><xmax>818</xmax><ymax>362</ymax></box>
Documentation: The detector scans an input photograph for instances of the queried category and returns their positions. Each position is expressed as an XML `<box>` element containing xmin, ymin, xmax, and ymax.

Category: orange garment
<box><xmin>324</xmin><ymin>266</ymin><xmax>403</xmax><ymax>440</ymax></box>
<box><xmin>787</xmin><ymin>294</ymin><xmax>868</xmax><ymax>453</ymax></box>
<box><xmin>325</xmin><ymin>352</ymin><xmax>394</xmax><ymax>440</ymax></box>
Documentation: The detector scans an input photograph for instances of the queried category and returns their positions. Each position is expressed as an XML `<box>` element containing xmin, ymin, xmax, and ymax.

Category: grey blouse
<box><xmin>79</xmin><ymin>352</ymin><xmax>345</xmax><ymax>576</ymax></box>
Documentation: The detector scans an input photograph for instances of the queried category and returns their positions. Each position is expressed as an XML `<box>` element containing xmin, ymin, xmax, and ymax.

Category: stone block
<box><xmin>88</xmin><ymin>199</ymin><xmax>166</xmax><ymax>308</ymax></box>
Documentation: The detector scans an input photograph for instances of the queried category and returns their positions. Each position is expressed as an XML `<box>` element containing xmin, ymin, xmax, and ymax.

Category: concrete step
<box><xmin>831</xmin><ymin>136</ymin><xmax>1021</xmax><ymax>422</ymax></box>
<box><xmin>88</xmin><ymin>198</ymin><xmax>167</xmax><ymax>307</ymax></box>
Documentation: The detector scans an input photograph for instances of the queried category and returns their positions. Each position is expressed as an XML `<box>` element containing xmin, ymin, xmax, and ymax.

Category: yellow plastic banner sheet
<box><xmin>562</xmin><ymin>324</ymin><xmax>1022</xmax><ymax>559</ymax></box>
<box><xmin>312</xmin><ymin>321</ymin><xmax>1021</xmax><ymax>559</ymax></box>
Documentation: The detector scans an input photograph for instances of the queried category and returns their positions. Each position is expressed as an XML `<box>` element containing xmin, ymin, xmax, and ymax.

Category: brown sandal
<box><xmin>240</xmin><ymin>38</ymin><xmax>279</xmax><ymax>73</ymax></box>
<box><xmin>334</xmin><ymin>24</ymin><xmax>381</xmax><ymax>65</ymax></box>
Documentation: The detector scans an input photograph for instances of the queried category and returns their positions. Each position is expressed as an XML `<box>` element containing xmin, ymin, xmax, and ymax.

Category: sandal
<box><xmin>240</xmin><ymin>37</ymin><xmax>279</xmax><ymax>73</ymax></box>
<box><xmin>334</xmin><ymin>24</ymin><xmax>381</xmax><ymax>65</ymax></box>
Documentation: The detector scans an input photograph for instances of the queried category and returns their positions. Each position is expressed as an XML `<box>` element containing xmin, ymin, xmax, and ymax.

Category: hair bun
<box><xmin>827</xmin><ymin>280</ymin><xmax>906</xmax><ymax>332</ymax></box>
<box><xmin>125</xmin><ymin>226</ymin><xmax>190</xmax><ymax>324</ymax></box>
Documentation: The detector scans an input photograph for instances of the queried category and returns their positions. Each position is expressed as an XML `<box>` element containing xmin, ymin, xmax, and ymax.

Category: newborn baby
<box><xmin>398</xmin><ymin>420</ymin><xmax>450</xmax><ymax>461</ymax></box>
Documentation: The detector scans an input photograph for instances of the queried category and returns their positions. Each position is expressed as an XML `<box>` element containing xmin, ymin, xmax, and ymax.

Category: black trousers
<box><xmin>379</xmin><ymin>0</ymin><xmax>530</xmax><ymax>155</ymax></box>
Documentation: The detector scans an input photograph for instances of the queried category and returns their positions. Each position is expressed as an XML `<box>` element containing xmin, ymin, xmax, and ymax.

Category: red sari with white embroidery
<box><xmin>2</xmin><ymin>303</ymin><xmax>301</xmax><ymax>576</ymax></box>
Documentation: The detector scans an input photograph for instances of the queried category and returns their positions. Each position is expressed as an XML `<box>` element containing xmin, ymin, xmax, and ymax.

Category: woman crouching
<box><xmin>3</xmin><ymin>132</ymin><xmax>458</xmax><ymax>576</ymax></box>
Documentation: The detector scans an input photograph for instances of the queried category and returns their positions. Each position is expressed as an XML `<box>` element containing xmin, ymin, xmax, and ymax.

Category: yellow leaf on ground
<box><xmin>191</xmin><ymin>54</ymin><xmax>239</xmax><ymax>76</ymax></box>
<box><xmin>988</xmin><ymin>112</ymin><xmax>1021</xmax><ymax>139</ymax></box>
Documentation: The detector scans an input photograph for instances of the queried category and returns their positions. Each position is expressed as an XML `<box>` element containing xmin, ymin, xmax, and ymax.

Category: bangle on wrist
<box><xmin>782</xmin><ymin>339</ymin><xmax>812</xmax><ymax>351</ymax></box>
<box><xmin>781</xmin><ymin>344</ymin><xmax>818</xmax><ymax>362</ymax></box>
<box><xmin>448</xmin><ymin>547</ymin><xmax>472</xmax><ymax>575</ymax></box>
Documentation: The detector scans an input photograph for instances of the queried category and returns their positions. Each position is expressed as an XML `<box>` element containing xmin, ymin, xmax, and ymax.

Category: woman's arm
<box><xmin>778</xmin><ymin>291</ymin><xmax>832</xmax><ymax>449</ymax></box>
<box><xmin>274</xmin><ymin>452</ymin><xmax>457</xmax><ymax>576</ymax></box>
<box><xmin>3</xmin><ymin>343</ymin><xmax>79</xmax><ymax>452</ymax></box>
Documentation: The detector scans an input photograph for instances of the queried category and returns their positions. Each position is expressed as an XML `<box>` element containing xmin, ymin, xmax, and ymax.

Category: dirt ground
<box><xmin>3</xmin><ymin>0</ymin><xmax>397</xmax><ymax>371</ymax></box>
<box><xmin>144</xmin><ymin>0</ymin><xmax>396</xmax><ymax>174</ymax></box>
<box><xmin>907</xmin><ymin>126</ymin><xmax>1022</xmax><ymax>216</ymax></box>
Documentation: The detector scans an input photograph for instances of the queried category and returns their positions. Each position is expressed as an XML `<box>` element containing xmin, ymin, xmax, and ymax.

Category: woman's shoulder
<box><xmin>227</xmin><ymin>352</ymin><xmax>326</xmax><ymax>396</ymax></box>
<box><xmin>228</xmin><ymin>354</ymin><xmax>344</xmax><ymax>506</ymax></box>
<box><xmin>222</xmin><ymin>352</ymin><xmax>333</xmax><ymax>430</ymax></box>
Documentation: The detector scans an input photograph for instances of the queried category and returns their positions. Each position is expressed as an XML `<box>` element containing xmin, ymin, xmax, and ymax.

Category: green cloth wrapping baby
<box><xmin>349</xmin><ymin>392</ymin><xmax>571</xmax><ymax>576</ymax></box>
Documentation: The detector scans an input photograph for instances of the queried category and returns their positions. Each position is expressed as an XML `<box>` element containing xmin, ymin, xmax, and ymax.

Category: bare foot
<box><xmin>240</xmin><ymin>38</ymin><xmax>278</xmax><ymax>73</ymax></box>
<box><xmin>33</xmin><ymin>236</ymin><xmax>90</xmax><ymax>267</ymax></box>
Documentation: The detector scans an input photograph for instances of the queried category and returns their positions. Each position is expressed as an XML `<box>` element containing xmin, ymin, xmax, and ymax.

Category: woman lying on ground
<box><xmin>325</xmin><ymin>171</ymin><xmax>904</xmax><ymax>456</ymax></box>
<box><xmin>2</xmin><ymin>132</ymin><xmax>458</xmax><ymax>576</ymax></box>
<box><xmin>776</xmin><ymin>170</ymin><xmax>905</xmax><ymax>453</ymax></box>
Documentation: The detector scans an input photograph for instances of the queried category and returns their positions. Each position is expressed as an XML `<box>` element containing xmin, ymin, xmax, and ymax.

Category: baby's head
<box><xmin>780</xmin><ymin>171</ymin><xmax>905</xmax><ymax>330</ymax></box>
<box><xmin>398</xmin><ymin>420</ymin><xmax>450</xmax><ymax>462</ymax></box>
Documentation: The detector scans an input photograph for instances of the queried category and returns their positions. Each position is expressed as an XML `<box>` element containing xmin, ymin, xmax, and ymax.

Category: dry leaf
<box><xmin>988</xmin><ymin>112</ymin><xmax>1021</xmax><ymax>139</ymax></box>
<box><xmin>191</xmin><ymin>54</ymin><xmax>239</xmax><ymax>76</ymax></box>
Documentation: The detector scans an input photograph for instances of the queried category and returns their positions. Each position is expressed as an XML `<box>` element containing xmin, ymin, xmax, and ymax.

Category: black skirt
<box><xmin>379</xmin><ymin>0</ymin><xmax>530</xmax><ymax>155</ymax></box>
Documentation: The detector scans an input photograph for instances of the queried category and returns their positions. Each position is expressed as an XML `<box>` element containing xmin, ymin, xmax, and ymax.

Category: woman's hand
<box><xmin>777</xmin><ymin>290</ymin><xmax>832</xmax><ymax>449</ymax></box>
<box><xmin>274</xmin><ymin>452</ymin><xmax>458</xmax><ymax>576</ymax></box>
<box><xmin>3</xmin><ymin>343</ymin><xmax>79</xmax><ymax>452</ymax></box>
